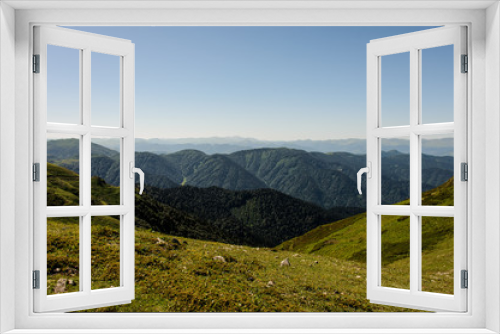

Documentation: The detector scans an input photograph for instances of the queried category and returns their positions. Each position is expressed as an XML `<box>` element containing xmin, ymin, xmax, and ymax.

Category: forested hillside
<box><xmin>48</xmin><ymin>163</ymin><xmax>361</xmax><ymax>247</ymax></box>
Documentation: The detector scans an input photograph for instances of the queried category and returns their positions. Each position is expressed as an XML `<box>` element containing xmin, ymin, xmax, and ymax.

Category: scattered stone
<box><xmin>68</xmin><ymin>279</ymin><xmax>74</xmax><ymax>286</ymax></box>
<box><xmin>280</xmin><ymin>258</ymin><xmax>290</xmax><ymax>267</ymax></box>
<box><xmin>156</xmin><ymin>237</ymin><xmax>167</xmax><ymax>245</ymax></box>
<box><xmin>267</xmin><ymin>280</ymin><xmax>275</xmax><ymax>287</ymax></box>
<box><xmin>314</xmin><ymin>260</ymin><xmax>319</xmax><ymax>264</ymax></box>
<box><xmin>292</xmin><ymin>253</ymin><xmax>300</xmax><ymax>257</ymax></box>
<box><xmin>171</xmin><ymin>238</ymin><xmax>181</xmax><ymax>245</ymax></box>
<box><xmin>213</xmin><ymin>256</ymin><xmax>226</xmax><ymax>263</ymax></box>
<box><xmin>54</xmin><ymin>278</ymin><xmax>67</xmax><ymax>294</ymax></box>
<box><xmin>356</xmin><ymin>275</ymin><xmax>361</xmax><ymax>279</ymax></box>
<box><xmin>54</xmin><ymin>268</ymin><xmax>61</xmax><ymax>273</ymax></box>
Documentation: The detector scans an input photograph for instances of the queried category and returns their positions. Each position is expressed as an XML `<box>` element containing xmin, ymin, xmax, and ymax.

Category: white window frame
<box><xmin>33</xmin><ymin>25</ymin><xmax>136</xmax><ymax>313</ymax></box>
<box><xmin>1</xmin><ymin>1</ymin><xmax>499</xmax><ymax>333</ymax></box>
<box><xmin>366</xmin><ymin>26</ymin><xmax>468</xmax><ymax>312</ymax></box>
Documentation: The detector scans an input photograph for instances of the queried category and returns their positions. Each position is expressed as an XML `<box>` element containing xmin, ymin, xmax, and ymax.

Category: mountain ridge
<box><xmin>48</xmin><ymin>139</ymin><xmax>454</xmax><ymax>209</ymax></box>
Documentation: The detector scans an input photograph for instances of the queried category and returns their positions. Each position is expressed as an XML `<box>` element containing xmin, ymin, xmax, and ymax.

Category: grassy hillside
<box><xmin>46</xmin><ymin>163</ymin><xmax>418</xmax><ymax>312</ymax></box>
<box><xmin>47</xmin><ymin>163</ymin><xmax>232</xmax><ymax>243</ymax></box>
<box><xmin>47</xmin><ymin>216</ymin><xmax>416</xmax><ymax>312</ymax></box>
<box><xmin>47</xmin><ymin>163</ymin><xmax>452</xmax><ymax>311</ymax></box>
<box><xmin>277</xmin><ymin>177</ymin><xmax>455</xmax><ymax>294</ymax></box>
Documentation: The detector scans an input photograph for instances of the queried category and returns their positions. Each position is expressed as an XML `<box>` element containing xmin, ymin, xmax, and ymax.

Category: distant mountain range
<box><xmin>48</xmin><ymin>139</ymin><xmax>454</xmax><ymax>208</ymax></box>
<box><xmin>92</xmin><ymin>136</ymin><xmax>454</xmax><ymax>156</ymax></box>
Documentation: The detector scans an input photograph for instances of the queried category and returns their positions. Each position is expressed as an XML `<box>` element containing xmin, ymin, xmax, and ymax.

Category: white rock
<box><xmin>280</xmin><ymin>258</ymin><xmax>290</xmax><ymax>267</ymax></box>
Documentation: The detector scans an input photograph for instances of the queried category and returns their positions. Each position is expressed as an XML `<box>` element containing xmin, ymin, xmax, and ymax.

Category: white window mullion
<box><xmin>409</xmin><ymin>47</ymin><xmax>420</xmax><ymax>294</ymax></box>
<box><xmin>81</xmin><ymin>47</ymin><xmax>92</xmax><ymax>296</ymax></box>
<box><xmin>82</xmin><ymin>214</ymin><xmax>91</xmax><ymax>294</ymax></box>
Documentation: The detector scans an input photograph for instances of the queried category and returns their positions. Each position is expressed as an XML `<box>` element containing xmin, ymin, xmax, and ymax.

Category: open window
<box><xmin>362</xmin><ymin>26</ymin><xmax>467</xmax><ymax>312</ymax></box>
<box><xmin>33</xmin><ymin>26</ymin><xmax>141</xmax><ymax>312</ymax></box>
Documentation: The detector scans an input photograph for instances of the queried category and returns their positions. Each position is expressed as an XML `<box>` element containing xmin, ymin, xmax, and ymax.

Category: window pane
<box><xmin>47</xmin><ymin>45</ymin><xmax>81</xmax><ymax>124</ymax></box>
<box><xmin>381</xmin><ymin>138</ymin><xmax>410</xmax><ymax>205</ymax></box>
<box><xmin>47</xmin><ymin>134</ymin><xmax>80</xmax><ymax>206</ymax></box>
<box><xmin>47</xmin><ymin>217</ymin><xmax>80</xmax><ymax>295</ymax></box>
<box><xmin>91</xmin><ymin>216</ymin><xmax>121</xmax><ymax>290</ymax></box>
<box><xmin>381</xmin><ymin>52</ymin><xmax>410</xmax><ymax>127</ymax></box>
<box><xmin>381</xmin><ymin>215</ymin><xmax>410</xmax><ymax>290</ymax></box>
<box><xmin>91</xmin><ymin>137</ymin><xmax>121</xmax><ymax>205</ymax></box>
<box><xmin>421</xmin><ymin>134</ymin><xmax>454</xmax><ymax>206</ymax></box>
<box><xmin>421</xmin><ymin>216</ymin><xmax>454</xmax><ymax>295</ymax></box>
<box><xmin>91</xmin><ymin>52</ymin><xmax>121</xmax><ymax>127</ymax></box>
<box><xmin>421</xmin><ymin>45</ymin><xmax>454</xmax><ymax>124</ymax></box>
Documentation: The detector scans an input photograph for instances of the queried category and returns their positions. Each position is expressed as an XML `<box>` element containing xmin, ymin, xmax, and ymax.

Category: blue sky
<box><xmin>48</xmin><ymin>26</ymin><xmax>453</xmax><ymax>140</ymax></box>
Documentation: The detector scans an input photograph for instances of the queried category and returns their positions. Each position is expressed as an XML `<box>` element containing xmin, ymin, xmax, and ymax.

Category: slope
<box><xmin>277</xmin><ymin>178</ymin><xmax>455</xmax><ymax>294</ymax></box>
<box><xmin>47</xmin><ymin>163</ymin><xmax>229</xmax><ymax>242</ymax></box>
<box><xmin>46</xmin><ymin>163</ymin><xmax>417</xmax><ymax>312</ymax></box>
<box><xmin>146</xmin><ymin>185</ymin><xmax>364</xmax><ymax>247</ymax></box>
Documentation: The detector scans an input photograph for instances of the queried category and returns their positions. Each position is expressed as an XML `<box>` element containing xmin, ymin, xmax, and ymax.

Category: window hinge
<box><xmin>33</xmin><ymin>54</ymin><xmax>40</xmax><ymax>73</ymax></box>
<box><xmin>461</xmin><ymin>54</ymin><xmax>468</xmax><ymax>73</ymax></box>
<box><xmin>33</xmin><ymin>270</ymin><xmax>40</xmax><ymax>289</ymax></box>
<box><xmin>33</xmin><ymin>163</ymin><xmax>40</xmax><ymax>182</ymax></box>
<box><xmin>461</xmin><ymin>270</ymin><xmax>468</xmax><ymax>289</ymax></box>
<box><xmin>461</xmin><ymin>162</ymin><xmax>468</xmax><ymax>182</ymax></box>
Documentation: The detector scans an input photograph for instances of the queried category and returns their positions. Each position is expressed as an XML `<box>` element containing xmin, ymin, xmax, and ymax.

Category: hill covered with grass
<box><xmin>47</xmin><ymin>163</ymin><xmax>453</xmax><ymax>312</ymax></box>
<box><xmin>277</xmin><ymin>178</ymin><xmax>455</xmax><ymax>294</ymax></box>
<box><xmin>46</xmin><ymin>163</ymin><xmax>418</xmax><ymax>312</ymax></box>
<box><xmin>47</xmin><ymin>216</ymin><xmax>416</xmax><ymax>312</ymax></box>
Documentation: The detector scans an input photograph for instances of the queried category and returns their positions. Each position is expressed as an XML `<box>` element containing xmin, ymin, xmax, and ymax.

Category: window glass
<box><xmin>91</xmin><ymin>215</ymin><xmax>121</xmax><ymax>290</ymax></box>
<box><xmin>421</xmin><ymin>216</ymin><xmax>454</xmax><ymax>295</ymax></box>
<box><xmin>91</xmin><ymin>52</ymin><xmax>121</xmax><ymax>127</ymax></box>
<box><xmin>381</xmin><ymin>138</ymin><xmax>410</xmax><ymax>205</ymax></box>
<box><xmin>47</xmin><ymin>217</ymin><xmax>80</xmax><ymax>295</ymax></box>
<box><xmin>421</xmin><ymin>45</ymin><xmax>454</xmax><ymax>124</ymax></box>
<box><xmin>91</xmin><ymin>137</ymin><xmax>121</xmax><ymax>206</ymax></box>
<box><xmin>47</xmin><ymin>45</ymin><xmax>81</xmax><ymax>124</ymax></box>
<box><xmin>381</xmin><ymin>215</ymin><xmax>410</xmax><ymax>289</ymax></box>
<box><xmin>421</xmin><ymin>134</ymin><xmax>454</xmax><ymax>206</ymax></box>
<box><xmin>381</xmin><ymin>52</ymin><xmax>410</xmax><ymax>127</ymax></box>
<box><xmin>47</xmin><ymin>133</ymin><xmax>80</xmax><ymax>206</ymax></box>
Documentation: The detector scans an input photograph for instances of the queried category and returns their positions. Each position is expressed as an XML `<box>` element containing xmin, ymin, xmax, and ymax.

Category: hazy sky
<box><xmin>48</xmin><ymin>26</ymin><xmax>453</xmax><ymax>141</ymax></box>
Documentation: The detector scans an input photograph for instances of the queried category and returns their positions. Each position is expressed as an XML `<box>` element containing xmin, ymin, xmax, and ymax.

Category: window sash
<box><xmin>33</xmin><ymin>25</ymin><xmax>136</xmax><ymax>313</ymax></box>
<box><xmin>366</xmin><ymin>26</ymin><xmax>468</xmax><ymax>312</ymax></box>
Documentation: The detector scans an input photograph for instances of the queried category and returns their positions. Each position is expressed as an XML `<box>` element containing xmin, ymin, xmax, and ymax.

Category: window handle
<box><xmin>129</xmin><ymin>162</ymin><xmax>145</xmax><ymax>195</ymax></box>
<box><xmin>357</xmin><ymin>162</ymin><xmax>371</xmax><ymax>195</ymax></box>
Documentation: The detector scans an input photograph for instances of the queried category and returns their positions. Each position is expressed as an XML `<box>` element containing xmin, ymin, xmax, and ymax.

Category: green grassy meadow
<box><xmin>48</xmin><ymin>216</ymin><xmax>417</xmax><ymax>312</ymax></box>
